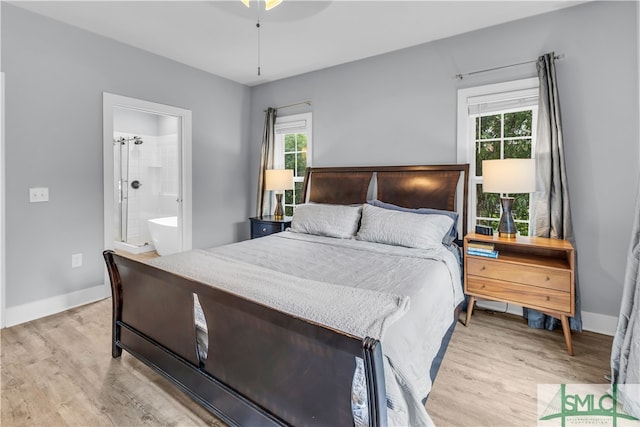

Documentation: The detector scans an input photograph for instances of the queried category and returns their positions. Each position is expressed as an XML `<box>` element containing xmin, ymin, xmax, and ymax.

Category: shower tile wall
<box><xmin>157</xmin><ymin>133</ymin><xmax>179</xmax><ymax>213</ymax></box>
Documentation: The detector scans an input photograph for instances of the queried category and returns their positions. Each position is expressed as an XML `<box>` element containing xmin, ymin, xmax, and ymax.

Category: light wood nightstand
<box><xmin>463</xmin><ymin>232</ymin><xmax>575</xmax><ymax>355</ymax></box>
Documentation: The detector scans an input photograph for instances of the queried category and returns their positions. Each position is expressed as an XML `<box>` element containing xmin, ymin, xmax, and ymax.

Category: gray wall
<box><xmin>2</xmin><ymin>4</ymin><xmax>251</xmax><ymax>307</ymax></box>
<box><xmin>249</xmin><ymin>1</ymin><xmax>639</xmax><ymax>318</ymax></box>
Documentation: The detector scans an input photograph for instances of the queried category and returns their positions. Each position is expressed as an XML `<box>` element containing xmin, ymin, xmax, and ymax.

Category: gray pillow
<box><xmin>367</xmin><ymin>199</ymin><xmax>459</xmax><ymax>244</ymax></box>
<box><xmin>357</xmin><ymin>204</ymin><xmax>454</xmax><ymax>249</ymax></box>
<box><xmin>291</xmin><ymin>203</ymin><xmax>362</xmax><ymax>239</ymax></box>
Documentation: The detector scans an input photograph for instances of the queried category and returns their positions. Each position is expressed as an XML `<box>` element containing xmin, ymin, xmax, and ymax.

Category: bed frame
<box><xmin>103</xmin><ymin>164</ymin><xmax>469</xmax><ymax>427</ymax></box>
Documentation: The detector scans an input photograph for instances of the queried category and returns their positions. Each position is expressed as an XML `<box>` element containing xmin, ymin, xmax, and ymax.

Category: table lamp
<box><xmin>482</xmin><ymin>158</ymin><xmax>536</xmax><ymax>238</ymax></box>
<box><xmin>265</xmin><ymin>169</ymin><xmax>294</xmax><ymax>220</ymax></box>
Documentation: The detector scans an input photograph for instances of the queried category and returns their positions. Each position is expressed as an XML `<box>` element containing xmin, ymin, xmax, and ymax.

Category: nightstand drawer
<box><xmin>249</xmin><ymin>216</ymin><xmax>291</xmax><ymax>239</ymax></box>
<box><xmin>466</xmin><ymin>276</ymin><xmax>571</xmax><ymax>314</ymax></box>
<box><xmin>466</xmin><ymin>257</ymin><xmax>570</xmax><ymax>292</ymax></box>
<box><xmin>251</xmin><ymin>222</ymin><xmax>283</xmax><ymax>238</ymax></box>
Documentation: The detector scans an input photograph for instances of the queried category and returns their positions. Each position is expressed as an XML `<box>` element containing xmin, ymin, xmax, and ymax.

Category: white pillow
<box><xmin>356</xmin><ymin>203</ymin><xmax>454</xmax><ymax>249</ymax></box>
<box><xmin>290</xmin><ymin>203</ymin><xmax>362</xmax><ymax>239</ymax></box>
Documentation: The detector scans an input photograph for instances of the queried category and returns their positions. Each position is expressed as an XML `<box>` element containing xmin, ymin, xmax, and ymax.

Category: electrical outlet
<box><xmin>71</xmin><ymin>253</ymin><xmax>83</xmax><ymax>268</ymax></box>
<box><xmin>29</xmin><ymin>187</ymin><xmax>49</xmax><ymax>203</ymax></box>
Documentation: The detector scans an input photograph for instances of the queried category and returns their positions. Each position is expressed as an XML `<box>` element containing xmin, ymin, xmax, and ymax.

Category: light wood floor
<box><xmin>1</xmin><ymin>299</ymin><xmax>612</xmax><ymax>427</ymax></box>
<box><xmin>427</xmin><ymin>310</ymin><xmax>612</xmax><ymax>426</ymax></box>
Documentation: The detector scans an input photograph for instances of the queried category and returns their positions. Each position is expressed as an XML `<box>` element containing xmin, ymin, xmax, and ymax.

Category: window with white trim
<box><xmin>274</xmin><ymin>113</ymin><xmax>312</xmax><ymax>216</ymax></box>
<box><xmin>457</xmin><ymin>79</ymin><xmax>538</xmax><ymax>236</ymax></box>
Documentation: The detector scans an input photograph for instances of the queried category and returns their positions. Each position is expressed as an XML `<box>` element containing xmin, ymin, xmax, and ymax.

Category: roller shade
<box><xmin>275</xmin><ymin>120</ymin><xmax>307</xmax><ymax>134</ymax></box>
<box><xmin>467</xmin><ymin>88</ymin><xmax>538</xmax><ymax>115</ymax></box>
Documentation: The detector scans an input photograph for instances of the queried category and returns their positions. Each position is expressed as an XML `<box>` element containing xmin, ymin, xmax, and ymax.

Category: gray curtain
<box><xmin>610</xmin><ymin>181</ymin><xmax>640</xmax><ymax>418</ymax></box>
<box><xmin>524</xmin><ymin>52</ymin><xmax>583</xmax><ymax>331</ymax></box>
<box><xmin>256</xmin><ymin>107</ymin><xmax>277</xmax><ymax>217</ymax></box>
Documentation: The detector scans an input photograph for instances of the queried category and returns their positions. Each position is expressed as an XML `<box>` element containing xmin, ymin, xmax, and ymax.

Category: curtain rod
<box><xmin>264</xmin><ymin>100</ymin><xmax>311</xmax><ymax>112</ymax></box>
<box><xmin>454</xmin><ymin>54</ymin><xmax>564</xmax><ymax>80</ymax></box>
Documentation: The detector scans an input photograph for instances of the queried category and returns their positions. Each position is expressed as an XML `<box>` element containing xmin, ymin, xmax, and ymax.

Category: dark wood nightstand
<box><xmin>249</xmin><ymin>216</ymin><xmax>292</xmax><ymax>239</ymax></box>
<box><xmin>463</xmin><ymin>232</ymin><xmax>575</xmax><ymax>355</ymax></box>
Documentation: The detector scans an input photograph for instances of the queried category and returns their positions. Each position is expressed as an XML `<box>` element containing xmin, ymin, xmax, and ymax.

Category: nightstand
<box><xmin>463</xmin><ymin>232</ymin><xmax>575</xmax><ymax>355</ymax></box>
<box><xmin>249</xmin><ymin>216</ymin><xmax>292</xmax><ymax>239</ymax></box>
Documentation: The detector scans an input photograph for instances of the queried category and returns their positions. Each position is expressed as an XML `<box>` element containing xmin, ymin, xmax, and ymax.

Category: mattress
<box><xmin>151</xmin><ymin>231</ymin><xmax>463</xmax><ymax>426</ymax></box>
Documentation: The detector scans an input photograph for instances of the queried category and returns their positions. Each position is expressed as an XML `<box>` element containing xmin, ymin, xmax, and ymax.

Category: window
<box><xmin>457</xmin><ymin>79</ymin><xmax>538</xmax><ymax>236</ymax></box>
<box><xmin>274</xmin><ymin>113</ymin><xmax>312</xmax><ymax>216</ymax></box>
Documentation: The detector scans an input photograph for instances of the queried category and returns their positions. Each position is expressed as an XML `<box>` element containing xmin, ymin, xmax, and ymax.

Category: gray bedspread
<box><xmin>150</xmin><ymin>231</ymin><xmax>463</xmax><ymax>426</ymax></box>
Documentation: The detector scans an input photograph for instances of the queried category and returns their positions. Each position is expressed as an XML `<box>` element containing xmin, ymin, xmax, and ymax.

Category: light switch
<box><xmin>71</xmin><ymin>253</ymin><xmax>83</xmax><ymax>268</ymax></box>
<box><xmin>29</xmin><ymin>187</ymin><xmax>49</xmax><ymax>203</ymax></box>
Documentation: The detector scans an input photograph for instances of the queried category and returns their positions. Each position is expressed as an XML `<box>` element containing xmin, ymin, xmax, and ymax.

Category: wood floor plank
<box><xmin>1</xmin><ymin>298</ymin><xmax>613</xmax><ymax>427</ymax></box>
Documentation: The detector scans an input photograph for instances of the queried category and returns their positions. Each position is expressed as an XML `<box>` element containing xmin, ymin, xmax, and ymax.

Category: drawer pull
<box><xmin>262</xmin><ymin>227</ymin><xmax>267</xmax><ymax>232</ymax></box>
<box><xmin>546</xmin><ymin>276</ymin><xmax>550</xmax><ymax>281</ymax></box>
<box><xmin>546</xmin><ymin>296</ymin><xmax>550</xmax><ymax>301</ymax></box>
<box><xmin>481</xmin><ymin>266</ymin><xmax>486</xmax><ymax>271</ymax></box>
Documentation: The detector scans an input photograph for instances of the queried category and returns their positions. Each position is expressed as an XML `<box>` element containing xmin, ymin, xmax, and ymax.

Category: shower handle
<box><xmin>118</xmin><ymin>180</ymin><xmax>129</xmax><ymax>202</ymax></box>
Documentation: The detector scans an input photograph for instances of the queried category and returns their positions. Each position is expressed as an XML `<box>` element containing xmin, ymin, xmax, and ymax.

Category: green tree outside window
<box><xmin>283</xmin><ymin>133</ymin><xmax>308</xmax><ymax>216</ymax></box>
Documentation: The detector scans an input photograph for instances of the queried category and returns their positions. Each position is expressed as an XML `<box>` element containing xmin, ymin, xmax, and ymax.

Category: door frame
<box><xmin>102</xmin><ymin>93</ymin><xmax>192</xmax><ymax>264</ymax></box>
<box><xmin>1</xmin><ymin>72</ymin><xmax>5</xmax><ymax>328</ymax></box>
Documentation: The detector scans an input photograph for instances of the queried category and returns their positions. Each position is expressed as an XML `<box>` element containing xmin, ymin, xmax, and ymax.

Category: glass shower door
<box><xmin>114</xmin><ymin>135</ymin><xmax>151</xmax><ymax>248</ymax></box>
<box><xmin>114</xmin><ymin>136</ymin><xmax>129</xmax><ymax>244</ymax></box>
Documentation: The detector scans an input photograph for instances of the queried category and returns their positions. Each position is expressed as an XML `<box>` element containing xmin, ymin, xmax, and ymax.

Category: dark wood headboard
<box><xmin>301</xmin><ymin>164</ymin><xmax>470</xmax><ymax>237</ymax></box>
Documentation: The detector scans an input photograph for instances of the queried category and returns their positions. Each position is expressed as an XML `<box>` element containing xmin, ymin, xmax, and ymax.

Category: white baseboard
<box><xmin>581</xmin><ymin>311</ymin><xmax>620</xmax><ymax>336</ymax></box>
<box><xmin>475</xmin><ymin>300</ymin><xmax>618</xmax><ymax>336</ymax></box>
<box><xmin>4</xmin><ymin>284</ymin><xmax>110</xmax><ymax>328</ymax></box>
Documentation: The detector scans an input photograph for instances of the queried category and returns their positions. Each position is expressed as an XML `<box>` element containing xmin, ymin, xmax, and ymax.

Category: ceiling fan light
<box><xmin>241</xmin><ymin>0</ymin><xmax>250</xmax><ymax>8</ymax></box>
<box><xmin>264</xmin><ymin>0</ymin><xmax>283</xmax><ymax>11</ymax></box>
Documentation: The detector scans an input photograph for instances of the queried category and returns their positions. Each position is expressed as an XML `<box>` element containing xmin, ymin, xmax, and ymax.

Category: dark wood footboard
<box><xmin>103</xmin><ymin>250</ymin><xmax>387</xmax><ymax>426</ymax></box>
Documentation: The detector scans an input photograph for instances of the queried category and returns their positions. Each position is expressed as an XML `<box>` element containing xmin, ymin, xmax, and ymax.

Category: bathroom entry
<box><xmin>113</xmin><ymin>108</ymin><xmax>180</xmax><ymax>253</ymax></box>
<box><xmin>103</xmin><ymin>93</ymin><xmax>192</xmax><ymax>257</ymax></box>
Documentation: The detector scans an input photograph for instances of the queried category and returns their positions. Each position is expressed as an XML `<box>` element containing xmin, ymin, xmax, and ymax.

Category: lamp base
<box><xmin>498</xmin><ymin>197</ymin><xmax>517</xmax><ymax>239</ymax></box>
<box><xmin>273</xmin><ymin>193</ymin><xmax>284</xmax><ymax>220</ymax></box>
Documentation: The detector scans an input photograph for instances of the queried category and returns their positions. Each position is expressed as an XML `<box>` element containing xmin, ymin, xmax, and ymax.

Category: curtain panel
<box><xmin>256</xmin><ymin>107</ymin><xmax>277</xmax><ymax>217</ymax></box>
<box><xmin>611</xmin><ymin>181</ymin><xmax>640</xmax><ymax>417</ymax></box>
<box><xmin>526</xmin><ymin>52</ymin><xmax>583</xmax><ymax>332</ymax></box>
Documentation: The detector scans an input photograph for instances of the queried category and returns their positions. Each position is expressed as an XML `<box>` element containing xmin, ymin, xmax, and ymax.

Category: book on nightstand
<box><xmin>466</xmin><ymin>247</ymin><xmax>499</xmax><ymax>258</ymax></box>
<box><xmin>467</xmin><ymin>241</ymin><xmax>496</xmax><ymax>253</ymax></box>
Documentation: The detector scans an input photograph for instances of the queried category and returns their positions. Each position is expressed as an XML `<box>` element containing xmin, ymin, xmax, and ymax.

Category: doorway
<box><xmin>103</xmin><ymin>93</ymin><xmax>192</xmax><ymax>259</ymax></box>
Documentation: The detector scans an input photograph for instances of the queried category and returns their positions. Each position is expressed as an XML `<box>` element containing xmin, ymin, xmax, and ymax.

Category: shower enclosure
<box><xmin>112</xmin><ymin>107</ymin><xmax>180</xmax><ymax>254</ymax></box>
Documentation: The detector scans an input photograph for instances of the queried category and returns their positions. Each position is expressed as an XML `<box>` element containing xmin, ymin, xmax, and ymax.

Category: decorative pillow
<box><xmin>367</xmin><ymin>199</ymin><xmax>459</xmax><ymax>244</ymax></box>
<box><xmin>290</xmin><ymin>203</ymin><xmax>362</xmax><ymax>239</ymax></box>
<box><xmin>357</xmin><ymin>203</ymin><xmax>454</xmax><ymax>249</ymax></box>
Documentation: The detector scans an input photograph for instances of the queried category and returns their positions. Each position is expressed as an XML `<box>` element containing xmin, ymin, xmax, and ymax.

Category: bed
<box><xmin>103</xmin><ymin>164</ymin><xmax>469</xmax><ymax>427</ymax></box>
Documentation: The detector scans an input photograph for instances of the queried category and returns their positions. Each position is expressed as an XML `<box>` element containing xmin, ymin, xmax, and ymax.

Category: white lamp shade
<box><xmin>265</xmin><ymin>169</ymin><xmax>294</xmax><ymax>191</ymax></box>
<box><xmin>482</xmin><ymin>158</ymin><xmax>537</xmax><ymax>194</ymax></box>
